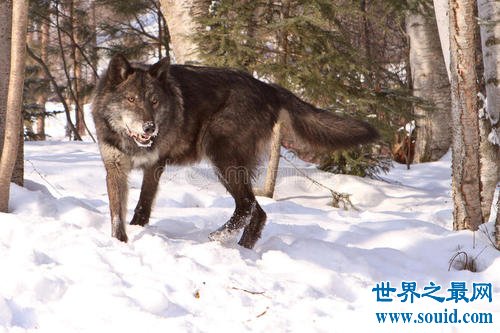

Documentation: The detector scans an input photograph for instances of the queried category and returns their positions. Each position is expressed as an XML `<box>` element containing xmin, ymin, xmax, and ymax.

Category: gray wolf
<box><xmin>92</xmin><ymin>54</ymin><xmax>379</xmax><ymax>249</ymax></box>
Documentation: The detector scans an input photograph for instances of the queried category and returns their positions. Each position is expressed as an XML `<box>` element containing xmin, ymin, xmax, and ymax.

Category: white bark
<box><xmin>433</xmin><ymin>0</ymin><xmax>451</xmax><ymax>80</ymax></box>
<box><xmin>260</xmin><ymin>122</ymin><xmax>282</xmax><ymax>198</ymax></box>
<box><xmin>407</xmin><ymin>6</ymin><xmax>451</xmax><ymax>162</ymax></box>
<box><xmin>477</xmin><ymin>0</ymin><xmax>500</xmax><ymax>220</ymax></box>
<box><xmin>478</xmin><ymin>0</ymin><xmax>500</xmax><ymax>126</ymax></box>
<box><xmin>160</xmin><ymin>0</ymin><xmax>205</xmax><ymax>64</ymax></box>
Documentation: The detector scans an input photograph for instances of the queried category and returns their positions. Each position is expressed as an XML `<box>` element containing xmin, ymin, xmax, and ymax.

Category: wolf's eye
<box><xmin>127</xmin><ymin>96</ymin><xmax>135</xmax><ymax>103</ymax></box>
<box><xmin>151</xmin><ymin>98</ymin><xmax>158</xmax><ymax>105</ymax></box>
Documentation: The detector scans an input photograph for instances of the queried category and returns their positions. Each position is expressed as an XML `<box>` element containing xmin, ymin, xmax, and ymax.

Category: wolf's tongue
<box><xmin>130</xmin><ymin>132</ymin><xmax>151</xmax><ymax>144</ymax></box>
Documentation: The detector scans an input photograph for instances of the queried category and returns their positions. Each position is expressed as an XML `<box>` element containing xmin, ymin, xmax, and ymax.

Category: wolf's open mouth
<box><xmin>126</xmin><ymin>126</ymin><xmax>155</xmax><ymax>148</ymax></box>
<box><xmin>131</xmin><ymin>133</ymin><xmax>153</xmax><ymax>146</ymax></box>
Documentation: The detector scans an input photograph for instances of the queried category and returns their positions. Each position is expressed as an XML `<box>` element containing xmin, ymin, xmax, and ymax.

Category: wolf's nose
<box><xmin>143</xmin><ymin>122</ymin><xmax>156</xmax><ymax>135</ymax></box>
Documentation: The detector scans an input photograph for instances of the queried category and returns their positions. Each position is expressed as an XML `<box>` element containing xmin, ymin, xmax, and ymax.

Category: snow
<box><xmin>488</xmin><ymin>127</ymin><xmax>500</xmax><ymax>146</ymax></box>
<box><xmin>0</xmin><ymin>113</ymin><xmax>499</xmax><ymax>332</ymax></box>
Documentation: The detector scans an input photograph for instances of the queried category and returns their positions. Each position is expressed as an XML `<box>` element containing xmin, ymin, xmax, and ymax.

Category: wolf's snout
<box><xmin>143</xmin><ymin>122</ymin><xmax>156</xmax><ymax>135</ymax></box>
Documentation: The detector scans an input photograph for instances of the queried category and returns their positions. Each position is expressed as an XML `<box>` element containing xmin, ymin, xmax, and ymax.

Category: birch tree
<box><xmin>0</xmin><ymin>0</ymin><xmax>29</xmax><ymax>212</ymax></box>
<box><xmin>449</xmin><ymin>0</ymin><xmax>483</xmax><ymax>231</ymax></box>
<box><xmin>407</xmin><ymin>2</ymin><xmax>451</xmax><ymax>162</ymax></box>
<box><xmin>477</xmin><ymin>0</ymin><xmax>500</xmax><ymax>221</ymax></box>
<box><xmin>159</xmin><ymin>0</ymin><xmax>205</xmax><ymax>63</ymax></box>
<box><xmin>433</xmin><ymin>0</ymin><xmax>451</xmax><ymax>78</ymax></box>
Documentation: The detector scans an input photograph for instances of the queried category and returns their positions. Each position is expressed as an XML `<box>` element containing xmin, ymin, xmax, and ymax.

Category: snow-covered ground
<box><xmin>0</xmin><ymin>113</ymin><xmax>499</xmax><ymax>332</ymax></box>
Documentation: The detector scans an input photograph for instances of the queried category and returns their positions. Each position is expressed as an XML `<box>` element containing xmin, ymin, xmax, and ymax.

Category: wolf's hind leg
<box><xmin>208</xmin><ymin>161</ymin><xmax>258</xmax><ymax>243</ymax></box>
<box><xmin>238</xmin><ymin>203</ymin><xmax>267</xmax><ymax>249</ymax></box>
<box><xmin>130</xmin><ymin>161</ymin><xmax>165</xmax><ymax>226</ymax></box>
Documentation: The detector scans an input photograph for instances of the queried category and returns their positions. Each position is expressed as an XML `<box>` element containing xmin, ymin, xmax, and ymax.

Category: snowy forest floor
<box><xmin>0</xmin><ymin>113</ymin><xmax>499</xmax><ymax>332</ymax></box>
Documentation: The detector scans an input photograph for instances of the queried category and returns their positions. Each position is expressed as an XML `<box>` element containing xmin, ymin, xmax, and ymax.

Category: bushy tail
<box><xmin>277</xmin><ymin>88</ymin><xmax>379</xmax><ymax>160</ymax></box>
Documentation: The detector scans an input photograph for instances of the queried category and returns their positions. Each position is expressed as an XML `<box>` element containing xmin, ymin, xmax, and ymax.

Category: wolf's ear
<box><xmin>106</xmin><ymin>54</ymin><xmax>133</xmax><ymax>86</ymax></box>
<box><xmin>149</xmin><ymin>57</ymin><xmax>170</xmax><ymax>81</ymax></box>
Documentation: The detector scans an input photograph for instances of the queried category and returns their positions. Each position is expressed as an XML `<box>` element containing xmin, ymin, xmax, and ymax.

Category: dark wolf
<box><xmin>92</xmin><ymin>54</ymin><xmax>379</xmax><ymax>249</ymax></box>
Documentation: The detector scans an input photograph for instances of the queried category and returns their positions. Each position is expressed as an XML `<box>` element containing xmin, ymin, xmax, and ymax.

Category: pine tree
<box><xmin>195</xmin><ymin>0</ymin><xmax>414</xmax><ymax>177</ymax></box>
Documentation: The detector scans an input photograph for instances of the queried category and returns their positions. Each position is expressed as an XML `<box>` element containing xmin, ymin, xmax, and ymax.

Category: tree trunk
<box><xmin>90</xmin><ymin>0</ymin><xmax>98</xmax><ymax>86</ymax></box>
<box><xmin>259</xmin><ymin>122</ymin><xmax>282</xmax><ymax>198</ymax></box>
<box><xmin>496</xmin><ymin>192</ymin><xmax>500</xmax><ymax>248</ymax></box>
<box><xmin>479</xmin><ymin>117</ymin><xmax>499</xmax><ymax>221</ymax></box>
<box><xmin>433</xmin><ymin>0</ymin><xmax>451</xmax><ymax>80</ymax></box>
<box><xmin>0</xmin><ymin>0</ymin><xmax>22</xmax><ymax>187</ymax></box>
<box><xmin>70</xmin><ymin>0</ymin><xmax>85</xmax><ymax>137</ymax></box>
<box><xmin>449</xmin><ymin>0</ymin><xmax>483</xmax><ymax>231</ymax></box>
<box><xmin>407</xmin><ymin>3</ymin><xmax>452</xmax><ymax>162</ymax></box>
<box><xmin>36</xmin><ymin>17</ymin><xmax>49</xmax><ymax>141</ymax></box>
<box><xmin>159</xmin><ymin>0</ymin><xmax>206</xmax><ymax>64</ymax></box>
<box><xmin>0</xmin><ymin>0</ymin><xmax>12</xmax><ymax>162</ymax></box>
<box><xmin>477</xmin><ymin>0</ymin><xmax>500</xmax><ymax>221</ymax></box>
<box><xmin>0</xmin><ymin>0</ymin><xmax>28</xmax><ymax>212</ymax></box>
<box><xmin>259</xmin><ymin>0</ymin><xmax>290</xmax><ymax>198</ymax></box>
<box><xmin>11</xmin><ymin>119</ymin><xmax>23</xmax><ymax>186</ymax></box>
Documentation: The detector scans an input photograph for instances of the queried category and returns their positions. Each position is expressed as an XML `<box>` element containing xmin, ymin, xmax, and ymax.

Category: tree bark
<box><xmin>259</xmin><ymin>0</ymin><xmax>290</xmax><ymax>198</ymax></box>
<box><xmin>0</xmin><ymin>0</ymin><xmax>28</xmax><ymax>212</ymax></box>
<box><xmin>433</xmin><ymin>0</ymin><xmax>451</xmax><ymax>80</ymax></box>
<box><xmin>0</xmin><ymin>0</ymin><xmax>12</xmax><ymax>163</ymax></box>
<box><xmin>477</xmin><ymin>0</ymin><xmax>500</xmax><ymax>221</ymax></box>
<box><xmin>69</xmin><ymin>0</ymin><xmax>85</xmax><ymax>137</ymax></box>
<box><xmin>496</xmin><ymin>192</ymin><xmax>500</xmax><ymax>248</ymax></box>
<box><xmin>90</xmin><ymin>0</ymin><xmax>98</xmax><ymax>86</ymax></box>
<box><xmin>407</xmin><ymin>3</ymin><xmax>452</xmax><ymax>162</ymax></box>
<box><xmin>159</xmin><ymin>0</ymin><xmax>207</xmax><ymax>63</ymax></box>
<box><xmin>36</xmin><ymin>17</ymin><xmax>49</xmax><ymax>141</ymax></box>
<box><xmin>449</xmin><ymin>0</ymin><xmax>484</xmax><ymax>231</ymax></box>
<box><xmin>0</xmin><ymin>1</ymin><xmax>22</xmax><ymax>187</ymax></box>
<box><xmin>259</xmin><ymin>122</ymin><xmax>282</xmax><ymax>198</ymax></box>
<box><xmin>11</xmin><ymin>120</ymin><xmax>23</xmax><ymax>186</ymax></box>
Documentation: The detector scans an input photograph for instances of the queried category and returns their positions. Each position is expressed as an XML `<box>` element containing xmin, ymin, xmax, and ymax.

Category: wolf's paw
<box><xmin>113</xmin><ymin>228</ymin><xmax>128</xmax><ymax>243</ymax></box>
<box><xmin>208</xmin><ymin>227</ymin><xmax>239</xmax><ymax>244</ymax></box>
<box><xmin>130</xmin><ymin>213</ymin><xmax>149</xmax><ymax>226</ymax></box>
<box><xmin>237</xmin><ymin>234</ymin><xmax>257</xmax><ymax>249</ymax></box>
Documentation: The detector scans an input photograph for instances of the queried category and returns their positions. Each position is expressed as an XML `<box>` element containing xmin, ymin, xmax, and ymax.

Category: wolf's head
<box><xmin>93</xmin><ymin>54</ymin><xmax>171</xmax><ymax>148</ymax></box>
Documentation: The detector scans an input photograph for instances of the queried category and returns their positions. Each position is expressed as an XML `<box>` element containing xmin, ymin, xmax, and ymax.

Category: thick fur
<box><xmin>92</xmin><ymin>55</ymin><xmax>379</xmax><ymax>249</ymax></box>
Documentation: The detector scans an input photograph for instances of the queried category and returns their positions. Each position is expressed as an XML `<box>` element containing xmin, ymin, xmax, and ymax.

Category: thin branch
<box><xmin>54</xmin><ymin>1</ymin><xmax>95</xmax><ymax>142</ymax></box>
<box><xmin>280</xmin><ymin>153</ymin><xmax>356</xmax><ymax>210</ymax></box>
<box><xmin>26</xmin><ymin>160</ymin><xmax>63</xmax><ymax>196</ymax></box>
<box><xmin>231</xmin><ymin>286</ymin><xmax>269</xmax><ymax>297</ymax></box>
<box><xmin>27</xmin><ymin>46</ymin><xmax>82</xmax><ymax>141</ymax></box>
<box><xmin>30</xmin><ymin>6</ymin><xmax>99</xmax><ymax>78</ymax></box>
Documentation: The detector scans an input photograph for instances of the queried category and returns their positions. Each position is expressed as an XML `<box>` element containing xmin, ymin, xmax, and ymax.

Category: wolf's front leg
<box><xmin>105</xmin><ymin>162</ymin><xmax>130</xmax><ymax>242</ymax></box>
<box><xmin>130</xmin><ymin>161</ymin><xmax>165</xmax><ymax>226</ymax></box>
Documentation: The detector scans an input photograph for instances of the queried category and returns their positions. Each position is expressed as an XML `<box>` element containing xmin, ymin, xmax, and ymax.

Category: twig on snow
<box><xmin>280</xmin><ymin>154</ymin><xmax>357</xmax><ymax>210</ymax></box>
